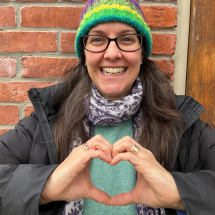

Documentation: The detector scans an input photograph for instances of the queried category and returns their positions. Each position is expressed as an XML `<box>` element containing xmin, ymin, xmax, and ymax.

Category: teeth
<box><xmin>101</xmin><ymin>68</ymin><xmax>126</xmax><ymax>76</ymax></box>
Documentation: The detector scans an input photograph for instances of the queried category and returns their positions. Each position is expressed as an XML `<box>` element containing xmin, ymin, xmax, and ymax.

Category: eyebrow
<box><xmin>89</xmin><ymin>29</ymin><xmax>137</xmax><ymax>34</ymax></box>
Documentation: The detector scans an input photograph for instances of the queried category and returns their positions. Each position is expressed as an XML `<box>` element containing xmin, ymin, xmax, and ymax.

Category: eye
<box><xmin>118</xmin><ymin>35</ymin><xmax>137</xmax><ymax>45</ymax></box>
<box><xmin>91</xmin><ymin>37</ymin><xmax>102</xmax><ymax>42</ymax></box>
<box><xmin>88</xmin><ymin>36</ymin><xmax>107</xmax><ymax>46</ymax></box>
<box><xmin>122</xmin><ymin>37</ymin><xmax>134</xmax><ymax>42</ymax></box>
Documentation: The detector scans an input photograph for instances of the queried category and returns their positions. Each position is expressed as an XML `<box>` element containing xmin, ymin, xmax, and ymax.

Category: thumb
<box><xmin>111</xmin><ymin>191</ymin><xmax>136</xmax><ymax>206</ymax></box>
<box><xmin>86</xmin><ymin>185</ymin><xmax>111</xmax><ymax>206</ymax></box>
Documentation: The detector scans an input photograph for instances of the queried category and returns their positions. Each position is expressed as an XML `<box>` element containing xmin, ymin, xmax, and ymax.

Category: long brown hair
<box><xmin>54</xmin><ymin>47</ymin><xmax>184</xmax><ymax>170</ymax></box>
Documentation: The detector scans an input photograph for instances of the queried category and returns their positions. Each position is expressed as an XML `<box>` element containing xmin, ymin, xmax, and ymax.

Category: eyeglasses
<box><xmin>81</xmin><ymin>34</ymin><xmax>144</xmax><ymax>53</ymax></box>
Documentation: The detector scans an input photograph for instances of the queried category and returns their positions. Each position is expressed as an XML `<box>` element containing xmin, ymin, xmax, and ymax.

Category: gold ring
<box><xmin>83</xmin><ymin>142</ymin><xmax>89</xmax><ymax>151</ymax></box>
<box><xmin>130</xmin><ymin>144</ymin><xmax>139</xmax><ymax>155</ymax></box>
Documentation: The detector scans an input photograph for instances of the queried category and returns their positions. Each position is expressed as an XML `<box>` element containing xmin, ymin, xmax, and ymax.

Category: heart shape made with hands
<box><xmin>44</xmin><ymin>136</ymin><xmax>174</xmax><ymax>209</ymax></box>
<box><xmin>83</xmin><ymin>137</ymin><xmax>142</xmax><ymax>206</ymax></box>
<box><xmin>81</xmin><ymin>137</ymin><xmax>174</xmax><ymax>208</ymax></box>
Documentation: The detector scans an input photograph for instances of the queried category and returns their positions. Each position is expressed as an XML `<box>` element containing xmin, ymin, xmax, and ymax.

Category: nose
<box><xmin>103</xmin><ymin>40</ymin><xmax>122</xmax><ymax>60</ymax></box>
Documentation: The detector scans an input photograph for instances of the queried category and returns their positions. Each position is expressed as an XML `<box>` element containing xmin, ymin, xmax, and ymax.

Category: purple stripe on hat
<box><xmin>79</xmin><ymin>0</ymin><xmax>146</xmax><ymax>25</ymax></box>
<box><xmin>127</xmin><ymin>0</ymin><xmax>146</xmax><ymax>21</ymax></box>
<box><xmin>79</xmin><ymin>0</ymin><xmax>95</xmax><ymax>24</ymax></box>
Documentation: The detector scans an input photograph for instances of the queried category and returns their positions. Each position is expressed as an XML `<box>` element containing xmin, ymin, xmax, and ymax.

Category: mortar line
<box><xmin>0</xmin><ymin>1</ymin><xmax>177</xmax><ymax>7</ymax></box>
<box><xmin>1</xmin><ymin>27</ymin><xmax>176</xmax><ymax>32</ymax></box>
<box><xmin>0</xmin><ymin>125</ymin><xmax>16</xmax><ymax>129</ymax></box>
<box><xmin>0</xmin><ymin>102</ymin><xmax>32</xmax><ymax>105</ymax></box>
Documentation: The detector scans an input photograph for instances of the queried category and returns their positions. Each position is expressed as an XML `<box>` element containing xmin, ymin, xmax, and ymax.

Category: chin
<box><xmin>101</xmin><ymin>90</ymin><xmax>127</xmax><ymax>100</ymax></box>
<box><xmin>99</xmin><ymin>85</ymin><xmax>129</xmax><ymax>100</ymax></box>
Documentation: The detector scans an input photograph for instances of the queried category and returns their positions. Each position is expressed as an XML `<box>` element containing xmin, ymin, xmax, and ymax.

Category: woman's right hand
<box><xmin>39</xmin><ymin>135</ymin><xmax>112</xmax><ymax>205</ymax></box>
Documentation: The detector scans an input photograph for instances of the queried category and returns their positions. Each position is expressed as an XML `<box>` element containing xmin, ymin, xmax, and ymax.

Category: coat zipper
<box><xmin>18</xmin><ymin>123</ymin><xmax>33</xmax><ymax>142</ymax></box>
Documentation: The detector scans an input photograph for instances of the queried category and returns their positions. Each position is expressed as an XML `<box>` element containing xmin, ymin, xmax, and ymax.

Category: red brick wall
<box><xmin>0</xmin><ymin>0</ymin><xmax>177</xmax><ymax>134</ymax></box>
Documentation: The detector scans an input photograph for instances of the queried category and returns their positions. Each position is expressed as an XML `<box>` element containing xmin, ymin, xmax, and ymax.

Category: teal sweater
<box><xmin>83</xmin><ymin>118</ymin><xmax>136</xmax><ymax>214</ymax></box>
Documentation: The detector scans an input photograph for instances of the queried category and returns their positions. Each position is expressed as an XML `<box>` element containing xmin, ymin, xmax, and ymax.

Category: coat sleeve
<box><xmin>0</xmin><ymin>116</ymin><xmax>64</xmax><ymax>215</ymax></box>
<box><xmin>170</xmin><ymin>120</ymin><xmax>215</xmax><ymax>215</ymax></box>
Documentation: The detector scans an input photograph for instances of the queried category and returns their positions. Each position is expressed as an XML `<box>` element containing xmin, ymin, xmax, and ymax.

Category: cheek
<box><xmin>129</xmin><ymin>55</ymin><xmax>142</xmax><ymax>79</ymax></box>
<box><xmin>87</xmin><ymin>67</ymin><xmax>97</xmax><ymax>81</ymax></box>
<box><xmin>85</xmin><ymin>52</ymin><xmax>103</xmax><ymax>67</ymax></box>
<box><xmin>130</xmin><ymin>57</ymin><xmax>142</xmax><ymax>72</ymax></box>
<box><xmin>127</xmin><ymin>52</ymin><xmax>142</xmax><ymax>66</ymax></box>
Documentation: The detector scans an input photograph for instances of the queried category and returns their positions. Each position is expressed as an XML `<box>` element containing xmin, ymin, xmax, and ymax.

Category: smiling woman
<box><xmin>0</xmin><ymin>0</ymin><xmax>215</xmax><ymax>215</ymax></box>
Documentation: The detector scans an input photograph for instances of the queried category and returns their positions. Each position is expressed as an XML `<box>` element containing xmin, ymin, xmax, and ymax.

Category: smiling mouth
<box><xmin>101</xmin><ymin>68</ymin><xmax>127</xmax><ymax>76</ymax></box>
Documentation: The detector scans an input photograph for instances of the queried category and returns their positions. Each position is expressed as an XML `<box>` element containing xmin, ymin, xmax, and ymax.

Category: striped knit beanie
<box><xmin>75</xmin><ymin>0</ymin><xmax>152</xmax><ymax>59</ymax></box>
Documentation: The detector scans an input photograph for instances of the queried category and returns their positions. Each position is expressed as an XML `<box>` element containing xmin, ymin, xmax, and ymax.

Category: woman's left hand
<box><xmin>110</xmin><ymin>136</ymin><xmax>185</xmax><ymax>210</ymax></box>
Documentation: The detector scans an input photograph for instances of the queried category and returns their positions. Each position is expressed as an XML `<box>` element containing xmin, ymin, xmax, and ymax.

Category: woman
<box><xmin>0</xmin><ymin>0</ymin><xmax>215</xmax><ymax>214</ymax></box>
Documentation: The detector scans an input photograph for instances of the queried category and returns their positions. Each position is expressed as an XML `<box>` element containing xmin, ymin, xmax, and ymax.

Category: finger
<box><xmin>68</xmin><ymin>148</ymin><xmax>112</xmax><ymax>175</ymax></box>
<box><xmin>86</xmin><ymin>185</ymin><xmax>111</xmax><ymax>206</ymax></box>
<box><xmin>113</xmin><ymin>136</ymin><xmax>135</xmax><ymax>147</ymax></box>
<box><xmin>112</xmin><ymin>136</ymin><xmax>142</xmax><ymax>158</ymax></box>
<box><xmin>86</xmin><ymin>135</ymin><xmax>113</xmax><ymax>157</ymax></box>
<box><xmin>112</xmin><ymin>143</ymin><xmax>128</xmax><ymax>158</ymax></box>
<box><xmin>90</xmin><ymin>134</ymin><xmax>112</xmax><ymax>149</ymax></box>
<box><xmin>110</xmin><ymin>152</ymin><xmax>140</xmax><ymax>167</ymax></box>
<box><xmin>93</xmin><ymin>134</ymin><xmax>112</xmax><ymax>148</ymax></box>
<box><xmin>111</xmin><ymin>191</ymin><xmax>136</xmax><ymax>206</ymax></box>
<box><xmin>75</xmin><ymin>140</ymin><xmax>111</xmax><ymax>158</ymax></box>
<box><xmin>82</xmin><ymin>150</ymin><xmax>112</xmax><ymax>166</ymax></box>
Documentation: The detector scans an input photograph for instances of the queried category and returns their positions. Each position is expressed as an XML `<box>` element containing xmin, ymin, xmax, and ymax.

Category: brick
<box><xmin>0</xmin><ymin>129</ymin><xmax>10</xmax><ymax>135</ymax></box>
<box><xmin>21</xmin><ymin>57</ymin><xmax>79</xmax><ymax>78</ymax></box>
<box><xmin>25</xmin><ymin>106</ymin><xmax>34</xmax><ymax>117</ymax></box>
<box><xmin>0</xmin><ymin>58</ymin><xmax>16</xmax><ymax>77</ymax></box>
<box><xmin>154</xmin><ymin>60</ymin><xmax>175</xmax><ymax>80</ymax></box>
<box><xmin>0</xmin><ymin>7</ymin><xmax>16</xmax><ymax>27</ymax></box>
<box><xmin>61</xmin><ymin>32</ymin><xmax>76</xmax><ymax>53</ymax></box>
<box><xmin>152</xmin><ymin>34</ymin><xmax>176</xmax><ymax>55</ymax></box>
<box><xmin>141</xmin><ymin>6</ymin><xmax>177</xmax><ymax>28</ymax></box>
<box><xmin>0</xmin><ymin>105</ymin><xmax>19</xmax><ymax>124</ymax></box>
<box><xmin>0</xmin><ymin>32</ymin><xmax>57</xmax><ymax>53</ymax></box>
<box><xmin>0</xmin><ymin>82</ymin><xmax>55</xmax><ymax>102</ymax></box>
<box><xmin>21</xmin><ymin>7</ymin><xmax>83</xmax><ymax>28</ymax></box>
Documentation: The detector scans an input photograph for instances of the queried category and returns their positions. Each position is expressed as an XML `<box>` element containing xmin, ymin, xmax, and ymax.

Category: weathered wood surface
<box><xmin>186</xmin><ymin>0</ymin><xmax>215</xmax><ymax>128</ymax></box>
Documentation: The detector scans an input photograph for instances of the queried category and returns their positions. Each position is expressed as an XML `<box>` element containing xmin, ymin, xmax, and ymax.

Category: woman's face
<box><xmin>84</xmin><ymin>22</ymin><xmax>142</xmax><ymax>100</ymax></box>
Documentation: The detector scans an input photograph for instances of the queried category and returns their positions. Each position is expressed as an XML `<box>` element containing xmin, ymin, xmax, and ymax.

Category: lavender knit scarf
<box><xmin>62</xmin><ymin>78</ymin><xmax>166</xmax><ymax>215</ymax></box>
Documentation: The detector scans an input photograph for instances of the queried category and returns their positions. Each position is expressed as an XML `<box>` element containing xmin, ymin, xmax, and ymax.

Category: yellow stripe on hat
<box><xmin>80</xmin><ymin>4</ymin><xmax>146</xmax><ymax>27</ymax></box>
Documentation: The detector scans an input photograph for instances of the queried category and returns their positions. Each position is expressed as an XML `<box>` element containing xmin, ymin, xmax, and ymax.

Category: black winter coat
<box><xmin>0</xmin><ymin>84</ymin><xmax>215</xmax><ymax>215</ymax></box>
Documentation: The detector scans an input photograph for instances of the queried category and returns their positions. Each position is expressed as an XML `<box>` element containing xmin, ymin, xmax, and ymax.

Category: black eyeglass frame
<box><xmin>81</xmin><ymin>34</ymin><xmax>144</xmax><ymax>53</ymax></box>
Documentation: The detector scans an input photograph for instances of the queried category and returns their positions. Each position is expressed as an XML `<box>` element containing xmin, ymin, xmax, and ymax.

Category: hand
<box><xmin>40</xmin><ymin>135</ymin><xmax>112</xmax><ymax>205</ymax></box>
<box><xmin>110</xmin><ymin>136</ymin><xmax>185</xmax><ymax>210</ymax></box>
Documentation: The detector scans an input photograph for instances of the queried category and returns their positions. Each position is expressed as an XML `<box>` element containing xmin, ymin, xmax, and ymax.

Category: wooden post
<box><xmin>186</xmin><ymin>0</ymin><xmax>215</xmax><ymax>128</ymax></box>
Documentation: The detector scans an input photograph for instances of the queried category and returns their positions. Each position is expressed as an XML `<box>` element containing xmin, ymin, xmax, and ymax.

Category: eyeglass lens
<box><xmin>83</xmin><ymin>34</ymin><xmax>142</xmax><ymax>52</ymax></box>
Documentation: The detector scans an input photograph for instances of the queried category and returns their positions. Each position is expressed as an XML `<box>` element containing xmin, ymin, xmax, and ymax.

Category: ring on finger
<box><xmin>130</xmin><ymin>144</ymin><xmax>139</xmax><ymax>155</ymax></box>
<box><xmin>83</xmin><ymin>142</ymin><xmax>89</xmax><ymax>151</ymax></box>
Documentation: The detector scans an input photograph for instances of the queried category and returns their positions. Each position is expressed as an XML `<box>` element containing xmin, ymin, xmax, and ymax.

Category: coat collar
<box><xmin>175</xmin><ymin>95</ymin><xmax>204</xmax><ymax>132</ymax></box>
<box><xmin>28</xmin><ymin>84</ymin><xmax>62</xmax><ymax>118</ymax></box>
